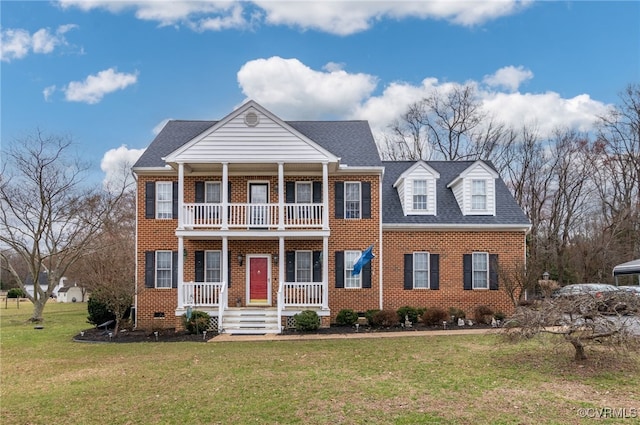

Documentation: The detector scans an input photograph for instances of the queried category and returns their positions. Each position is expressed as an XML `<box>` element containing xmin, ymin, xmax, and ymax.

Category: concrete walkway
<box><xmin>209</xmin><ymin>327</ymin><xmax>498</xmax><ymax>342</ymax></box>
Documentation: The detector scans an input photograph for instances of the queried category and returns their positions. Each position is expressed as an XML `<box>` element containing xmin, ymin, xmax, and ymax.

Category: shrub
<box><xmin>474</xmin><ymin>305</ymin><xmax>495</xmax><ymax>325</ymax></box>
<box><xmin>422</xmin><ymin>307</ymin><xmax>449</xmax><ymax>326</ymax></box>
<box><xmin>294</xmin><ymin>310</ymin><xmax>320</xmax><ymax>331</ymax></box>
<box><xmin>448</xmin><ymin>307</ymin><xmax>466</xmax><ymax>322</ymax></box>
<box><xmin>370</xmin><ymin>310</ymin><xmax>399</xmax><ymax>327</ymax></box>
<box><xmin>396</xmin><ymin>306</ymin><xmax>419</xmax><ymax>324</ymax></box>
<box><xmin>494</xmin><ymin>311</ymin><xmax>506</xmax><ymax>321</ymax></box>
<box><xmin>183</xmin><ymin>310</ymin><xmax>211</xmax><ymax>334</ymax></box>
<box><xmin>365</xmin><ymin>309</ymin><xmax>380</xmax><ymax>326</ymax></box>
<box><xmin>7</xmin><ymin>288</ymin><xmax>26</xmax><ymax>298</ymax></box>
<box><xmin>87</xmin><ymin>297</ymin><xmax>116</xmax><ymax>326</ymax></box>
<box><xmin>335</xmin><ymin>309</ymin><xmax>359</xmax><ymax>326</ymax></box>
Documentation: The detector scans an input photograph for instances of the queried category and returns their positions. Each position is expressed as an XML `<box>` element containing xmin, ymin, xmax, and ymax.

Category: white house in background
<box><xmin>56</xmin><ymin>278</ymin><xmax>89</xmax><ymax>303</ymax></box>
<box><xmin>24</xmin><ymin>272</ymin><xmax>62</xmax><ymax>298</ymax></box>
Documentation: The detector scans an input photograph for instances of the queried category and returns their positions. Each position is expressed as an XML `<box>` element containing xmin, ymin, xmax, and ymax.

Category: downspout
<box><xmin>379</xmin><ymin>170</ymin><xmax>384</xmax><ymax>310</ymax></box>
<box><xmin>132</xmin><ymin>170</ymin><xmax>139</xmax><ymax>329</ymax></box>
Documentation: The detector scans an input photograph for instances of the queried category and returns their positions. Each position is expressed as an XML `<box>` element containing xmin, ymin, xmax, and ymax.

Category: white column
<box><xmin>177</xmin><ymin>236</ymin><xmax>184</xmax><ymax>309</ymax></box>
<box><xmin>322</xmin><ymin>236</ymin><xmax>329</xmax><ymax>309</ymax></box>
<box><xmin>222</xmin><ymin>162</ymin><xmax>229</xmax><ymax>230</ymax></box>
<box><xmin>278</xmin><ymin>162</ymin><xmax>285</xmax><ymax>230</ymax></box>
<box><xmin>222</xmin><ymin>236</ymin><xmax>228</xmax><ymax>286</ymax></box>
<box><xmin>279</xmin><ymin>236</ymin><xmax>285</xmax><ymax>284</ymax></box>
<box><xmin>322</xmin><ymin>162</ymin><xmax>329</xmax><ymax>230</ymax></box>
<box><xmin>178</xmin><ymin>163</ymin><xmax>184</xmax><ymax>230</ymax></box>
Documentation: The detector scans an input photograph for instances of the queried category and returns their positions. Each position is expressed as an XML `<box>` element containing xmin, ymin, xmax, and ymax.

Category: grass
<box><xmin>1</xmin><ymin>302</ymin><xmax>639</xmax><ymax>425</ymax></box>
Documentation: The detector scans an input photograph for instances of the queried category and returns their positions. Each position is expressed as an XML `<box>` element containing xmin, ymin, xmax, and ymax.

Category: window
<box><xmin>205</xmin><ymin>251</ymin><xmax>221</xmax><ymax>282</ymax></box>
<box><xmin>296</xmin><ymin>251</ymin><xmax>312</xmax><ymax>282</ymax></box>
<box><xmin>205</xmin><ymin>182</ymin><xmax>221</xmax><ymax>203</ymax></box>
<box><xmin>155</xmin><ymin>251</ymin><xmax>173</xmax><ymax>288</ymax></box>
<box><xmin>295</xmin><ymin>182</ymin><xmax>312</xmax><ymax>203</ymax></box>
<box><xmin>413</xmin><ymin>252</ymin><xmax>430</xmax><ymax>289</ymax></box>
<box><xmin>156</xmin><ymin>182</ymin><xmax>173</xmax><ymax>219</ymax></box>
<box><xmin>471</xmin><ymin>180</ymin><xmax>486</xmax><ymax>210</ymax></box>
<box><xmin>472</xmin><ymin>252</ymin><xmax>489</xmax><ymax>289</ymax></box>
<box><xmin>412</xmin><ymin>180</ymin><xmax>428</xmax><ymax>210</ymax></box>
<box><xmin>345</xmin><ymin>182</ymin><xmax>361</xmax><ymax>219</ymax></box>
<box><xmin>344</xmin><ymin>250</ymin><xmax>362</xmax><ymax>288</ymax></box>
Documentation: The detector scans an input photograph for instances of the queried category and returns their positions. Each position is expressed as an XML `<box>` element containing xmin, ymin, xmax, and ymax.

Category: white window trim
<box><xmin>344</xmin><ymin>250</ymin><xmax>362</xmax><ymax>288</ymax></box>
<box><xmin>156</xmin><ymin>181</ymin><xmax>172</xmax><ymax>220</ymax></box>
<box><xmin>205</xmin><ymin>250</ymin><xmax>222</xmax><ymax>283</ymax></box>
<box><xmin>295</xmin><ymin>250</ymin><xmax>312</xmax><ymax>283</ymax></box>
<box><xmin>205</xmin><ymin>181</ymin><xmax>222</xmax><ymax>204</ymax></box>
<box><xmin>472</xmin><ymin>252</ymin><xmax>489</xmax><ymax>290</ymax></box>
<box><xmin>413</xmin><ymin>251</ymin><xmax>430</xmax><ymax>289</ymax></box>
<box><xmin>412</xmin><ymin>180</ymin><xmax>428</xmax><ymax>211</ymax></box>
<box><xmin>344</xmin><ymin>182</ymin><xmax>361</xmax><ymax>220</ymax></box>
<box><xmin>295</xmin><ymin>182</ymin><xmax>312</xmax><ymax>204</ymax></box>
<box><xmin>471</xmin><ymin>179</ymin><xmax>488</xmax><ymax>212</ymax></box>
<box><xmin>155</xmin><ymin>250</ymin><xmax>172</xmax><ymax>289</ymax></box>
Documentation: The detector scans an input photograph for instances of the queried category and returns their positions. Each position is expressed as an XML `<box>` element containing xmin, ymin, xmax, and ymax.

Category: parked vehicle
<box><xmin>552</xmin><ymin>283</ymin><xmax>628</xmax><ymax>315</ymax></box>
<box><xmin>619</xmin><ymin>286</ymin><xmax>640</xmax><ymax>296</ymax></box>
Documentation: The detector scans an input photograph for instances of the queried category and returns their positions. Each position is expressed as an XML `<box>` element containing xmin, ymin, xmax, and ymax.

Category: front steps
<box><xmin>221</xmin><ymin>308</ymin><xmax>280</xmax><ymax>335</ymax></box>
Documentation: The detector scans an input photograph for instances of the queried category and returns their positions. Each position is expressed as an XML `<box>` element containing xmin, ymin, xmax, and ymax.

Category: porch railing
<box><xmin>218</xmin><ymin>282</ymin><xmax>227</xmax><ymax>333</ymax></box>
<box><xmin>281</xmin><ymin>282</ymin><xmax>324</xmax><ymax>307</ymax></box>
<box><xmin>180</xmin><ymin>282</ymin><xmax>224</xmax><ymax>308</ymax></box>
<box><xmin>182</xmin><ymin>203</ymin><xmax>324</xmax><ymax>229</ymax></box>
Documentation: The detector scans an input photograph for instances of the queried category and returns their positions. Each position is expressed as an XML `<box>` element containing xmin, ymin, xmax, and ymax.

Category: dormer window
<box><xmin>471</xmin><ymin>180</ymin><xmax>487</xmax><ymax>211</ymax></box>
<box><xmin>412</xmin><ymin>180</ymin><xmax>428</xmax><ymax>210</ymax></box>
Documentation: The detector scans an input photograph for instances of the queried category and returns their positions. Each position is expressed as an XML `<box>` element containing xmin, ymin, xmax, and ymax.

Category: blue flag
<box><xmin>352</xmin><ymin>245</ymin><xmax>375</xmax><ymax>276</ymax></box>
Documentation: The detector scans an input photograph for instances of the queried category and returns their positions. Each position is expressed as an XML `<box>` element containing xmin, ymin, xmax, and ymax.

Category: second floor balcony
<box><xmin>182</xmin><ymin>202</ymin><xmax>325</xmax><ymax>229</ymax></box>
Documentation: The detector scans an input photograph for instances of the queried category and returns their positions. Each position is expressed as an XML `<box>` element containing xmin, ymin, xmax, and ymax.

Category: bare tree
<box><xmin>69</xmin><ymin>191</ymin><xmax>135</xmax><ymax>335</ymax></box>
<box><xmin>0</xmin><ymin>131</ymin><xmax>125</xmax><ymax>322</ymax></box>
<box><xmin>504</xmin><ymin>291</ymin><xmax>640</xmax><ymax>361</ymax></box>
<box><xmin>382</xmin><ymin>84</ymin><xmax>509</xmax><ymax>161</ymax></box>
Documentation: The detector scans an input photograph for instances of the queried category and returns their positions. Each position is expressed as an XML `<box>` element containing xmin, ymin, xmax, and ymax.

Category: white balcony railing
<box><xmin>182</xmin><ymin>203</ymin><xmax>324</xmax><ymax>229</ymax></box>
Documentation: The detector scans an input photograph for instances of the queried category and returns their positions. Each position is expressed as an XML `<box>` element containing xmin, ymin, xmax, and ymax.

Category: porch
<box><xmin>182</xmin><ymin>203</ymin><xmax>324</xmax><ymax>229</ymax></box>
<box><xmin>177</xmin><ymin>281</ymin><xmax>329</xmax><ymax>334</ymax></box>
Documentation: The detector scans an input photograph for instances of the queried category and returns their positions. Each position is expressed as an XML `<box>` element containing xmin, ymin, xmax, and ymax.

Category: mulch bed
<box><xmin>74</xmin><ymin>322</ymin><xmax>494</xmax><ymax>343</ymax></box>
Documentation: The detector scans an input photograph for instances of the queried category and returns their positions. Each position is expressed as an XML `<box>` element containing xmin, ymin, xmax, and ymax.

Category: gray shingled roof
<box><xmin>382</xmin><ymin>161</ymin><xmax>530</xmax><ymax>226</ymax></box>
<box><xmin>133</xmin><ymin>120</ymin><xmax>382</xmax><ymax>168</ymax></box>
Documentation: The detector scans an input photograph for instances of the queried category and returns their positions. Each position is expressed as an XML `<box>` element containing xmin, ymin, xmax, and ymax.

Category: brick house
<box><xmin>132</xmin><ymin>100</ymin><xmax>530</xmax><ymax>333</ymax></box>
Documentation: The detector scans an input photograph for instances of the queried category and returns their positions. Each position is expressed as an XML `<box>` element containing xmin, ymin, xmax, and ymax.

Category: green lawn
<box><xmin>1</xmin><ymin>302</ymin><xmax>639</xmax><ymax>425</ymax></box>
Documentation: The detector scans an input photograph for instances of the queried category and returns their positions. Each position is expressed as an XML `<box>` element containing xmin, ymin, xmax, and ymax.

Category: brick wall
<box><xmin>381</xmin><ymin>230</ymin><xmax>525</xmax><ymax>318</ymax></box>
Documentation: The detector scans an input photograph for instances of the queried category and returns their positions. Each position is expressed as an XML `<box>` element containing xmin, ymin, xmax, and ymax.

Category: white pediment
<box><xmin>164</xmin><ymin>100</ymin><xmax>339</xmax><ymax>164</ymax></box>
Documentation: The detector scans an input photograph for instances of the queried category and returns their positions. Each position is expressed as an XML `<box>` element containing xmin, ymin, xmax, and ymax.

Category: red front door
<box><xmin>249</xmin><ymin>256</ymin><xmax>269</xmax><ymax>305</ymax></box>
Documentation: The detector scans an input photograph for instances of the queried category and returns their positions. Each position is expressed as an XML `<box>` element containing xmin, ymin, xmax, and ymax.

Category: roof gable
<box><xmin>164</xmin><ymin>100</ymin><xmax>339</xmax><ymax>164</ymax></box>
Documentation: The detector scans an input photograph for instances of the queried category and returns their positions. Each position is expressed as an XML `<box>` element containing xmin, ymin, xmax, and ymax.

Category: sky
<box><xmin>1</xmin><ymin>1</ymin><xmax>639</xmax><ymax>186</ymax></box>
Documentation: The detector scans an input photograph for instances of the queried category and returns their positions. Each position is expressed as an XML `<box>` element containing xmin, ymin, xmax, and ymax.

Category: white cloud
<box><xmin>0</xmin><ymin>25</ymin><xmax>77</xmax><ymax>62</ymax></box>
<box><xmin>101</xmin><ymin>145</ymin><xmax>145</xmax><ymax>191</ymax></box>
<box><xmin>483</xmin><ymin>65</ymin><xmax>533</xmax><ymax>92</ymax></box>
<box><xmin>64</xmin><ymin>68</ymin><xmax>139</xmax><ymax>104</ymax></box>
<box><xmin>56</xmin><ymin>0</ymin><xmax>532</xmax><ymax>35</ymax></box>
<box><xmin>236</xmin><ymin>57</ymin><xmax>610</xmax><ymax>140</ymax></box>
<box><xmin>43</xmin><ymin>85</ymin><xmax>57</xmax><ymax>102</ymax></box>
<box><xmin>237</xmin><ymin>56</ymin><xmax>377</xmax><ymax>119</ymax></box>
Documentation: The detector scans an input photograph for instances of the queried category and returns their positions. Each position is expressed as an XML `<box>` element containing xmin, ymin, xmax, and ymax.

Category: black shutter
<box><xmin>362</xmin><ymin>262</ymin><xmax>372</xmax><ymax>288</ymax></box>
<box><xmin>286</xmin><ymin>182</ymin><xmax>296</xmax><ymax>203</ymax></box>
<box><xmin>227</xmin><ymin>182</ymin><xmax>232</xmax><ymax>217</ymax></box>
<box><xmin>362</xmin><ymin>182</ymin><xmax>371</xmax><ymax>219</ymax></box>
<box><xmin>145</xmin><ymin>251</ymin><xmax>155</xmax><ymax>288</ymax></box>
<box><xmin>430</xmin><ymin>254</ymin><xmax>440</xmax><ymax>290</ymax></box>
<box><xmin>195</xmin><ymin>182</ymin><xmax>205</xmax><ymax>203</ymax></box>
<box><xmin>227</xmin><ymin>251</ymin><xmax>231</xmax><ymax>288</ymax></box>
<box><xmin>404</xmin><ymin>254</ymin><xmax>413</xmax><ymax>290</ymax></box>
<box><xmin>172</xmin><ymin>182</ymin><xmax>179</xmax><ymax>219</ymax></box>
<box><xmin>313</xmin><ymin>182</ymin><xmax>322</xmax><ymax>203</ymax></box>
<box><xmin>463</xmin><ymin>254</ymin><xmax>472</xmax><ymax>290</ymax></box>
<box><xmin>195</xmin><ymin>251</ymin><xmax>204</xmax><ymax>282</ymax></box>
<box><xmin>313</xmin><ymin>251</ymin><xmax>322</xmax><ymax>282</ymax></box>
<box><xmin>335</xmin><ymin>182</ymin><xmax>344</xmax><ymax>218</ymax></box>
<box><xmin>335</xmin><ymin>251</ymin><xmax>344</xmax><ymax>288</ymax></box>
<box><xmin>145</xmin><ymin>182</ymin><xmax>155</xmax><ymax>219</ymax></box>
<box><xmin>286</xmin><ymin>251</ymin><xmax>295</xmax><ymax>282</ymax></box>
<box><xmin>172</xmin><ymin>251</ymin><xmax>178</xmax><ymax>288</ymax></box>
<box><xmin>489</xmin><ymin>254</ymin><xmax>499</xmax><ymax>290</ymax></box>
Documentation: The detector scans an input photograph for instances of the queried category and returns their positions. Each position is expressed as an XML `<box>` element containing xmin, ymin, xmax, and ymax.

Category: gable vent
<box><xmin>244</xmin><ymin>111</ymin><xmax>259</xmax><ymax>127</ymax></box>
